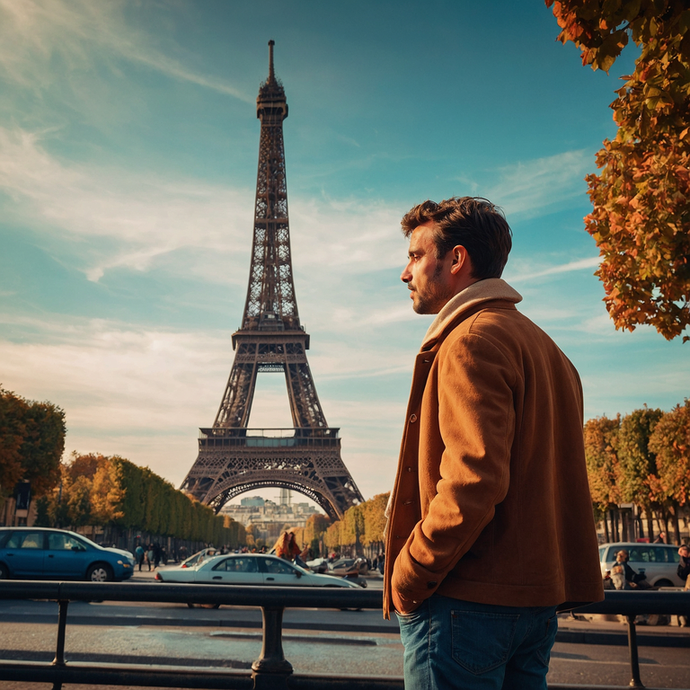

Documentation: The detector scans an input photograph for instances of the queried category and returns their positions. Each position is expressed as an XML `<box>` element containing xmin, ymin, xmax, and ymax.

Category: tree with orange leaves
<box><xmin>648</xmin><ymin>398</ymin><xmax>690</xmax><ymax>542</ymax></box>
<box><xmin>546</xmin><ymin>0</ymin><xmax>690</xmax><ymax>341</ymax></box>
<box><xmin>583</xmin><ymin>415</ymin><xmax>622</xmax><ymax>540</ymax></box>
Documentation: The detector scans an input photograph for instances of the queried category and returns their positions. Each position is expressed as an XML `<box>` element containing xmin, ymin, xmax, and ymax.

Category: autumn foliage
<box><xmin>547</xmin><ymin>0</ymin><xmax>690</xmax><ymax>340</ymax></box>
<box><xmin>37</xmin><ymin>453</ymin><xmax>245</xmax><ymax>546</ymax></box>
<box><xmin>0</xmin><ymin>387</ymin><xmax>65</xmax><ymax>500</ymax></box>
<box><xmin>584</xmin><ymin>401</ymin><xmax>690</xmax><ymax>542</ymax></box>
<box><xmin>321</xmin><ymin>493</ymin><xmax>389</xmax><ymax>555</ymax></box>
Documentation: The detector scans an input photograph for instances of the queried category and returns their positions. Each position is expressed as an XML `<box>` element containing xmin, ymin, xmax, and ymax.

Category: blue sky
<box><xmin>1</xmin><ymin>0</ymin><xmax>688</xmax><ymax>504</ymax></box>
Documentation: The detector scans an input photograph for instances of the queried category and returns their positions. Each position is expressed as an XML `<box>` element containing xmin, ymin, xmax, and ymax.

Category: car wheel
<box><xmin>0</xmin><ymin>563</ymin><xmax>9</xmax><ymax>579</ymax></box>
<box><xmin>655</xmin><ymin>579</ymin><xmax>673</xmax><ymax>588</ymax></box>
<box><xmin>87</xmin><ymin>563</ymin><xmax>113</xmax><ymax>582</ymax></box>
<box><xmin>187</xmin><ymin>603</ymin><xmax>221</xmax><ymax>609</ymax></box>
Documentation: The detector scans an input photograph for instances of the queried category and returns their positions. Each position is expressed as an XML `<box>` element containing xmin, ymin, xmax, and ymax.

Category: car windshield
<box><xmin>70</xmin><ymin>533</ymin><xmax>99</xmax><ymax>548</ymax></box>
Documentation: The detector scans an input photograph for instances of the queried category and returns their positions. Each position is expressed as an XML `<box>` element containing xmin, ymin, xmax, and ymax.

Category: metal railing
<box><xmin>0</xmin><ymin>581</ymin><xmax>688</xmax><ymax>690</ymax></box>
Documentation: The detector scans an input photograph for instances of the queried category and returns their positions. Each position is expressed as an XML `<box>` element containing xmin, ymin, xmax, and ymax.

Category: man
<box><xmin>678</xmin><ymin>545</ymin><xmax>690</xmax><ymax>589</ymax></box>
<box><xmin>384</xmin><ymin>197</ymin><xmax>603</xmax><ymax>689</ymax></box>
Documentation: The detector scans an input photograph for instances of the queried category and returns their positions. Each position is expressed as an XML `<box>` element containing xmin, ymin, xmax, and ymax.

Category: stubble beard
<box><xmin>410</xmin><ymin>263</ymin><xmax>453</xmax><ymax>315</ymax></box>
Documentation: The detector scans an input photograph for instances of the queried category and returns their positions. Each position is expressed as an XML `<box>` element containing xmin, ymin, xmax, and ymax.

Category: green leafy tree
<box><xmin>547</xmin><ymin>0</ymin><xmax>690</xmax><ymax>340</ymax></box>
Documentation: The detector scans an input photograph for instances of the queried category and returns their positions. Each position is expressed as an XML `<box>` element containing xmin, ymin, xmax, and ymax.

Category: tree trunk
<box><xmin>621</xmin><ymin>511</ymin><xmax>628</xmax><ymax>541</ymax></box>
<box><xmin>636</xmin><ymin>510</ymin><xmax>644</xmax><ymax>540</ymax></box>
<box><xmin>614</xmin><ymin>509</ymin><xmax>621</xmax><ymax>542</ymax></box>
<box><xmin>671</xmin><ymin>503</ymin><xmax>681</xmax><ymax>545</ymax></box>
<box><xmin>603</xmin><ymin>516</ymin><xmax>610</xmax><ymax>543</ymax></box>
<box><xmin>646</xmin><ymin>510</ymin><xmax>655</xmax><ymax>543</ymax></box>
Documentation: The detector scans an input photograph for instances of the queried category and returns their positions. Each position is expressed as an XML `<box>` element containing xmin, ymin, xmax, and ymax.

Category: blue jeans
<box><xmin>396</xmin><ymin>595</ymin><xmax>558</xmax><ymax>690</ymax></box>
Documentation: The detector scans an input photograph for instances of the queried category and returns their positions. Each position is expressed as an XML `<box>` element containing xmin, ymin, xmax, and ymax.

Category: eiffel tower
<box><xmin>180</xmin><ymin>41</ymin><xmax>363</xmax><ymax>520</ymax></box>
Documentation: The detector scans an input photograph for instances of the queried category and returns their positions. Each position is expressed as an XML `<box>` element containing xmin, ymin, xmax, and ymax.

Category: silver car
<box><xmin>599</xmin><ymin>542</ymin><xmax>684</xmax><ymax>587</ymax></box>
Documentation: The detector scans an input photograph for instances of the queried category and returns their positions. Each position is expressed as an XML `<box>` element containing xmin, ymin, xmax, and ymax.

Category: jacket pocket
<box><xmin>451</xmin><ymin>609</ymin><xmax>519</xmax><ymax>674</ymax></box>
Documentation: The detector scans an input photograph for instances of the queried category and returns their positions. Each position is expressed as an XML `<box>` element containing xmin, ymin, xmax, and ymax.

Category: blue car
<box><xmin>0</xmin><ymin>527</ymin><xmax>135</xmax><ymax>581</ymax></box>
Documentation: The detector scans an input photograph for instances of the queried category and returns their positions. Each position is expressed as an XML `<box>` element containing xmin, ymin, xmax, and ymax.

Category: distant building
<box><xmin>220</xmin><ymin>494</ymin><xmax>322</xmax><ymax>544</ymax></box>
<box><xmin>241</xmin><ymin>496</ymin><xmax>265</xmax><ymax>507</ymax></box>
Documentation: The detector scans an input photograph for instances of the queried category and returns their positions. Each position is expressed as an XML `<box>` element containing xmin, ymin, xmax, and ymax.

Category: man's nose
<box><xmin>401</xmin><ymin>264</ymin><xmax>411</xmax><ymax>283</ymax></box>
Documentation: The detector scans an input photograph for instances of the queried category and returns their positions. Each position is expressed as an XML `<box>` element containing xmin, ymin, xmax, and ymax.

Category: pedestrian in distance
<box><xmin>614</xmin><ymin>550</ymin><xmax>649</xmax><ymax>589</ymax></box>
<box><xmin>678</xmin><ymin>545</ymin><xmax>690</xmax><ymax>589</ymax></box>
<box><xmin>135</xmin><ymin>544</ymin><xmax>145</xmax><ymax>572</ymax></box>
<box><xmin>146</xmin><ymin>544</ymin><xmax>154</xmax><ymax>571</ymax></box>
<box><xmin>384</xmin><ymin>197</ymin><xmax>604</xmax><ymax>690</ymax></box>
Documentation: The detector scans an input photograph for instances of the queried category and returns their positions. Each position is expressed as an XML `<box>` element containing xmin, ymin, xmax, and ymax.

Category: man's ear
<box><xmin>449</xmin><ymin>245</ymin><xmax>468</xmax><ymax>275</ymax></box>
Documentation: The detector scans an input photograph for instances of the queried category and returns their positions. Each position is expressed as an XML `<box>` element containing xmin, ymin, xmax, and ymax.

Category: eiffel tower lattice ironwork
<box><xmin>180</xmin><ymin>41</ymin><xmax>363</xmax><ymax>520</ymax></box>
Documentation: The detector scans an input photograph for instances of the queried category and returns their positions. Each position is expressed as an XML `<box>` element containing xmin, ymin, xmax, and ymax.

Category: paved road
<box><xmin>1</xmin><ymin>619</ymin><xmax>689</xmax><ymax>689</ymax></box>
<box><xmin>1</xmin><ymin>569</ymin><xmax>689</xmax><ymax>688</ymax></box>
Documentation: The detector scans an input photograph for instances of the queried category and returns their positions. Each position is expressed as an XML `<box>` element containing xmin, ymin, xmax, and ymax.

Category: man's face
<box><xmin>401</xmin><ymin>222</ymin><xmax>455</xmax><ymax>314</ymax></box>
<box><xmin>680</xmin><ymin>547</ymin><xmax>689</xmax><ymax>558</ymax></box>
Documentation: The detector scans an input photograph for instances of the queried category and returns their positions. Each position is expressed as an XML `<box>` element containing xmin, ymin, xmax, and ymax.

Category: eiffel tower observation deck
<box><xmin>180</xmin><ymin>42</ymin><xmax>363</xmax><ymax>520</ymax></box>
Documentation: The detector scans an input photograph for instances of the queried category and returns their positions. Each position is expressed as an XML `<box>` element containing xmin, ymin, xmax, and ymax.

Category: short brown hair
<box><xmin>401</xmin><ymin>197</ymin><xmax>512</xmax><ymax>279</ymax></box>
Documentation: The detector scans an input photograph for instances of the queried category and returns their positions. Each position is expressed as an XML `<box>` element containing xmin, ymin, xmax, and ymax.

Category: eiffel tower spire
<box><xmin>181</xmin><ymin>42</ymin><xmax>363</xmax><ymax>520</ymax></box>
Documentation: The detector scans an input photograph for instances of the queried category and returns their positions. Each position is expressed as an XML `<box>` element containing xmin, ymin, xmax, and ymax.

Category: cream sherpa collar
<box><xmin>421</xmin><ymin>278</ymin><xmax>522</xmax><ymax>349</ymax></box>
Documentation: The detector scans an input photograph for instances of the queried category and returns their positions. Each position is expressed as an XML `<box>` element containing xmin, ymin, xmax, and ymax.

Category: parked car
<box><xmin>155</xmin><ymin>553</ymin><xmax>362</xmax><ymax>607</ymax></box>
<box><xmin>0</xmin><ymin>527</ymin><xmax>135</xmax><ymax>582</ymax></box>
<box><xmin>306</xmin><ymin>557</ymin><xmax>329</xmax><ymax>573</ymax></box>
<box><xmin>599</xmin><ymin>542</ymin><xmax>685</xmax><ymax>587</ymax></box>
<box><xmin>330</xmin><ymin>557</ymin><xmax>369</xmax><ymax>577</ymax></box>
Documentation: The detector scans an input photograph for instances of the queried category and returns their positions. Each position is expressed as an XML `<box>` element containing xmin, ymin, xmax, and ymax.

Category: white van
<box><xmin>598</xmin><ymin>542</ymin><xmax>684</xmax><ymax>587</ymax></box>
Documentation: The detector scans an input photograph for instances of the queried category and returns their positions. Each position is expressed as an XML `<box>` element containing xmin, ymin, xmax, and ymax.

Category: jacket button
<box><xmin>406</xmin><ymin>466</ymin><xmax>413</xmax><ymax>472</ymax></box>
<box><xmin>409</xmin><ymin>413</ymin><xmax>418</xmax><ymax>423</ymax></box>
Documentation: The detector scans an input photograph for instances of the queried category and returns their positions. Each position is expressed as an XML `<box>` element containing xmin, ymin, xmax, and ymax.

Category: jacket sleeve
<box><xmin>392</xmin><ymin>331</ymin><xmax>516</xmax><ymax>605</ymax></box>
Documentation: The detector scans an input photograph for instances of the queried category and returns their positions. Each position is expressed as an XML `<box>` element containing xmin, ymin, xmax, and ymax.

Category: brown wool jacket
<box><xmin>383</xmin><ymin>279</ymin><xmax>604</xmax><ymax>619</ymax></box>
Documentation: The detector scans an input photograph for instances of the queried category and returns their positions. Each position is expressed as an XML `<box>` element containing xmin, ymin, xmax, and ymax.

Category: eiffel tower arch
<box><xmin>181</xmin><ymin>41</ymin><xmax>363</xmax><ymax>520</ymax></box>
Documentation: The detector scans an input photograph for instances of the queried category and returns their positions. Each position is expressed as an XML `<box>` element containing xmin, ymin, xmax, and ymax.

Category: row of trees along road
<box><xmin>303</xmin><ymin>399</ymin><xmax>690</xmax><ymax>555</ymax></box>
<box><xmin>289</xmin><ymin>493</ymin><xmax>389</xmax><ymax>558</ymax></box>
<box><xmin>35</xmin><ymin>452</ymin><xmax>246</xmax><ymax>548</ymax></box>
<box><xmin>585</xmin><ymin>400</ymin><xmax>690</xmax><ymax>544</ymax></box>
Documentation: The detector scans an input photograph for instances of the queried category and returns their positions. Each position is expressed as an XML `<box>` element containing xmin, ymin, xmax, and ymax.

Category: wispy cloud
<box><xmin>509</xmin><ymin>256</ymin><xmax>600</xmax><ymax>283</ymax></box>
<box><xmin>0</xmin><ymin>126</ymin><xmax>253</xmax><ymax>281</ymax></box>
<box><xmin>0</xmin><ymin>312</ymin><xmax>414</xmax><ymax>489</ymax></box>
<box><xmin>0</xmin><ymin>0</ymin><xmax>250</xmax><ymax>101</ymax></box>
<box><xmin>486</xmin><ymin>150</ymin><xmax>592</xmax><ymax>219</ymax></box>
<box><xmin>0</xmin><ymin>126</ymin><xmax>408</xmax><ymax>286</ymax></box>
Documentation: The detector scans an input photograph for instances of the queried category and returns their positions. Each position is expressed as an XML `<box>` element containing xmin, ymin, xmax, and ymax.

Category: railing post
<box><xmin>51</xmin><ymin>599</ymin><xmax>69</xmax><ymax>690</ymax></box>
<box><xmin>625</xmin><ymin>614</ymin><xmax>645</xmax><ymax>688</ymax></box>
<box><xmin>252</xmin><ymin>605</ymin><xmax>292</xmax><ymax>689</ymax></box>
